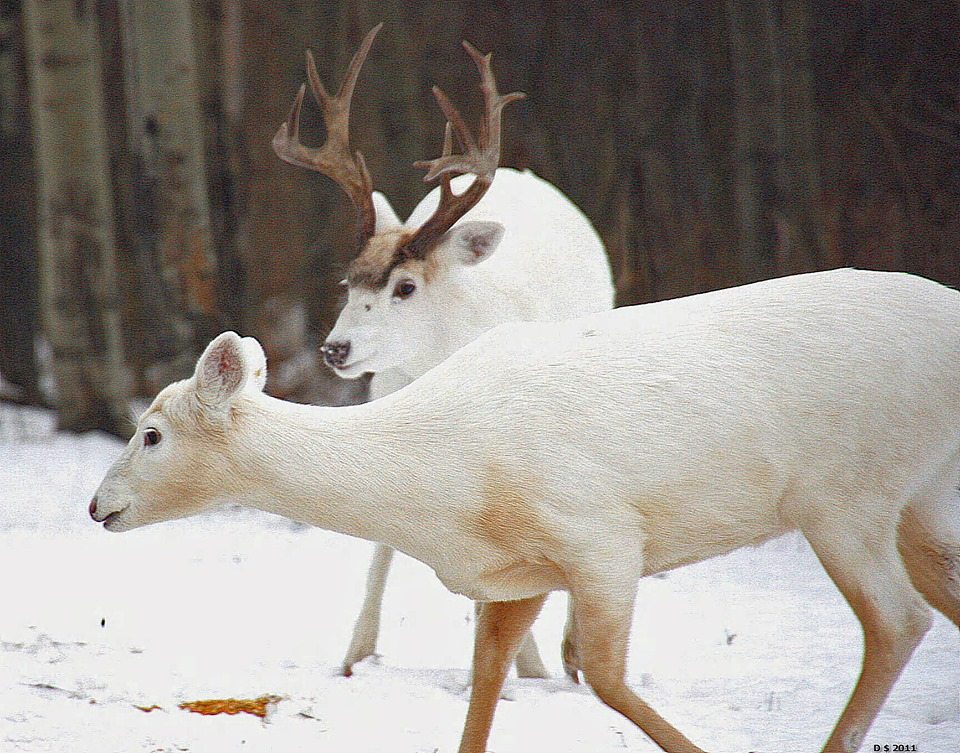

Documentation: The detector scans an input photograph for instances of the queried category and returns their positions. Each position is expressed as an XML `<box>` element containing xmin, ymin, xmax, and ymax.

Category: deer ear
<box><xmin>195</xmin><ymin>332</ymin><xmax>248</xmax><ymax>408</ymax></box>
<box><xmin>373</xmin><ymin>191</ymin><xmax>402</xmax><ymax>233</ymax></box>
<box><xmin>240</xmin><ymin>337</ymin><xmax>267</xmax><ymax>392</ymax></box>
<box><xmin>440</xmin><ymin>221</ymin><xmax>505</xmax><ymax>267</ymax></box>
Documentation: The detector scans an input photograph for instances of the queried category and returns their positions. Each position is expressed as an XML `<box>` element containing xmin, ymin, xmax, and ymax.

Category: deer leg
<box><xmin>457</xmin><ymin>596</ymin><xmax>547</xmax><ymax>753</ymax></box>
<box><xmin>341</xmin><ymin>543</ymin><xmax>394</xmax><ymax>676</ymax></box>
<box><xmin>571</xmin><ymin>583</ymin><xmax>708</xmax><ymax>753</ymax></box>
<box><xmin>561</xmin><ymin>596</ymin><xmax>582</xmax><ymax>682</ymax></box>
<box><xmin>898</xmin><ymin>489</ymin><xmax>960</xmax><ymax>628</ymax></box>
<box><xmin>469</xmin><ymin>601</ymin><xmax>548</xmax><ymax>685</ymax></box>
<box><xmin>513</xmin><ymin>625</ymin><xmax>549</xmax><ymax>678</ymax></box>
<box><xmin>805</xmin><ymin>520</ymin><xmax>933</xmax><ymax>753</ymax></box>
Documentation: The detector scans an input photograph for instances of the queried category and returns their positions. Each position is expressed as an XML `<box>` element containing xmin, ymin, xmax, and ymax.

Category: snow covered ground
<box><xmin>1</xmin><ymin>402</ymin><xmax>957</xmax><ymax>753</ymax></box>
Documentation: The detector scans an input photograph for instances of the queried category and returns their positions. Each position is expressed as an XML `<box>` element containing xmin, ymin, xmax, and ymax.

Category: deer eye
<box><xmin>394</xmin><ymin>279</ymin><xmax>416</xmax><ymax>299</ymax></box>
<box><xmin>143</xmin><ymin>428</ymin><xmax>161</xmax><ymax>447</ymax></box>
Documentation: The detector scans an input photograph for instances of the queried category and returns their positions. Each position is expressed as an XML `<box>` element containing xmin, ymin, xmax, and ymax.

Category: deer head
<box><xmin>88</xmin><ymin>333</ymin><xmax>268</xmax><ymax>531</ymax></box>
<box><xmin>272</xmin><ymin>25</ymin><xmax>525</xmax><ymax>378</ymax></box>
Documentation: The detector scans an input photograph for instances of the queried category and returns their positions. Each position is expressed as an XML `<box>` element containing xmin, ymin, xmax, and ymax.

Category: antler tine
<box><xmin>438</xmin><ymin>120</ymin><xmax>454</xmax><ymax>197</ymax></box>
<box><xmin>462</xmin><ymin>40</ymin><xmax>526</xmax><ymax>149</ymax></box>
<box><xmin>286</xmin><ymin>83</ymin><xmax>307</xmax><ymax>144</ymax></box>
<box><xmin>402</xmin><ymin>41</ymin><xmax>524</xmax><ymax>260</ymax></box>
<box><xmin>272</xmin><ymin>23</ymin><xmax>383</xmax><ymax>246</ymax></box>
<box><xmin>430</xmin><ymin>86</ymin><xmax>477</xmax><ymax>157</ymax></box>
<box><xmin>304</xmin><ymin>21</ymin><xmax>381</xmax><ymax>133</ymax></box>
<box><xmin>337</xmin><ymin>22</ymin><xmax>381</xmax><ymax>102</ymax></box>
<box><xmin>413</xmin><ymin>43</ymin><xmax>525</xmax><ymax>184</ymax></box>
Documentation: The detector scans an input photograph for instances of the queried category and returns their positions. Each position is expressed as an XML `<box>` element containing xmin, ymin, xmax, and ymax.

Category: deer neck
<box><xmin>222</xmin><ymin>391</ymin><xmax>565</xmax><ymax>602</ymax></box>
<box><xmin>229</xmin><ymin>393</ymin><xmax>463</xmax><ymax>561</ymax></box>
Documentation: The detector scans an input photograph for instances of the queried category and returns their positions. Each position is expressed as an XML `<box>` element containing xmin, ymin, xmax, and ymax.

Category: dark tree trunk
<box><xmin>0</xmin><ymin>1</ymin><xmax>42</xmax><ymax>405</ymax></box>
<box><xmin>191</xmin><ymin>0</ymin><xmax>246</xmax><ymax>334</ymax></box>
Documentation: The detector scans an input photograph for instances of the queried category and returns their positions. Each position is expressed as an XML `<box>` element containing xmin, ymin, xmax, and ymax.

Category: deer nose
<box><xmin>89</xmin><ymin>497</ymin><xmax>99</xmax><ymax>520</ymax></box>
<box><xmin>321</xmin><ymin>340</ymin><xmax>351</xmax><ymax>369</ymax></box>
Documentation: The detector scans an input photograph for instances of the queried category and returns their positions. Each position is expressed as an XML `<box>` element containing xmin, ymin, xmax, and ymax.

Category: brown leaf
<box><xmin>178</xmin><ymin>695</ymin><xmax>282</xmax><ymax>719</ymax></box>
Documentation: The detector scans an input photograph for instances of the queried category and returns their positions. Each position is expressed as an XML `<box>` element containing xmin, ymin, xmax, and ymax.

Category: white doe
<box><xmin>90</xmin><ymin>269</ymin><xmax>960</xmax><ymax>753</ymax></box>
<box><xmin>272</xmin><ymin>24</ymin><xmax>614</xmax><ymax>677</ymax></box>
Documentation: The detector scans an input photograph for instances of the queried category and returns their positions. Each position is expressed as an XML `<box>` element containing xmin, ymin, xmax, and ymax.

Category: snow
<box><xmin>1</xmin><ymin>402</ymin><xmax>957</xmax><ymax>753</ymax></box>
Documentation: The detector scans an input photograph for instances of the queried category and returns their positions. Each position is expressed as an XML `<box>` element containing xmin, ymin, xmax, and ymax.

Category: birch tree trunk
<box><xmin>119</xmin><ymin>0</ymin><xmax>217</xmax><ymax>387</ymax></box>
<box><xmin>23</xmin><ymin>0</ymin><xmax>130</xmax><ymax>435</ymax></box>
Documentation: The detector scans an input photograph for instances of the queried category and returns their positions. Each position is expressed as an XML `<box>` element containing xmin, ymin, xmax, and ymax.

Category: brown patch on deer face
<box><xmin>348</xmin><ymin>229</ymin><xmax>409</xmax><ymax>289</ymax></box>
<box><xmin>347</xmin><ymin>228</ymin><xmax>439</xmax><ymax>290</ymax></box>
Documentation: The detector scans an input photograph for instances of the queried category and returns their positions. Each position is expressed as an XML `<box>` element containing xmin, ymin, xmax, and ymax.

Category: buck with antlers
<box><xmin>272</xmin><ymin>24</ymin><xmax>614</xmax><ymax>678</ymax></box>
<box><xmin>91</xmin><ymin>269</ymin><xmax>960</xmax><ymax>753</ymax></box>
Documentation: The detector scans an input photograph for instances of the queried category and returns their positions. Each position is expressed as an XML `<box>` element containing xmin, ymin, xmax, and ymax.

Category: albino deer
<box><xmin>272</xmin><ymin>24</ymin><xmax>614</xmax><ymax>677</ymax></box>
<box><xmin>90</xmin><ymin>268</ymin><xmax>960</xmax><ymax>753</ymax></box>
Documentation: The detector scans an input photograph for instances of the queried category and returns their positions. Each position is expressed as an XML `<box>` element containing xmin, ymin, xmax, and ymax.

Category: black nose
<box><xmin>89</xmin><ymin>496</ymin><xmax>99</xmax><ymax>520</ymax></box>
<box><xmin>321</xmin><ymin>340</ymin><xmax>351</xmax><ymax>369</ymax></box>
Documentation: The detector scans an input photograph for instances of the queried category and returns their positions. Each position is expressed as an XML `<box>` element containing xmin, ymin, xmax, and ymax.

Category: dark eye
<box><xmin>143</xmin><ymin>428</ymin><xmax>161</xmax><ymax>447</ymax></box>
<box><xmin>394</xmin><ymin>280</ymin><xmax>416</xmax><ymax>299</ymax></box>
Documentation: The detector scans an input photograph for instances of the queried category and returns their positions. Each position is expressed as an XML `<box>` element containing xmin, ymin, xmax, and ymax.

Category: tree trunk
<box><xmin>23</xmin><ymin>0</ymin><xmax>130</xmax><ymax>436</ymax></box>
<box><xmin>726</xmin><ymin>0</ymin><xmax>784</xmax><ymax>282</ymax></box>
<box><xmin>232</xmin><ymin>1</ymin><xmax>326</xmax><ymax>330</ymax></box>
<box><xmin>218</xmin><ymin>2</ymin><xmax>369</xmax><ymax>406</ymax></box>
<box><xmin>776</xmin><ymin>0</ymin><xmax>827</xmax><ymax>273</ymax></box>
<box><xmin>118</xmin><ymin>0</ymin><xmax>218</xmax><ymax>388</ymax></box>
<box><xmin>97</xmin><ymin>0</ymin><xmax>173</xmax><ymax>396</ymax></box>
<box><xmin>0</xmin><ymin>0</ymin><xmax>42</xmax><ymax>404</ymax></box>
<box><xmin>191</xmin><ymin>0</ymin><xmax>246</xmax><ymax>334</ymax></box>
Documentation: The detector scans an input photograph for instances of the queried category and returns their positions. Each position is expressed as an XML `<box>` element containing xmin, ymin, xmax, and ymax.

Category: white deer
<box><xmin>271</xmin><ymin>24</ymin><xmax>614</xmax><ymax>677</ymax></box>
<box><xmin>90</xmin><ymin>269</ymin><xmax>960</xmax><ymax>753</ymax></box>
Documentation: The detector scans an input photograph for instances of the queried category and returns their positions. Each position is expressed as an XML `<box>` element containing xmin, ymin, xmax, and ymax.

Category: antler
<box><xmin>401</xmin><ymin>41</ymin><xmax>525</xmax><ymax>260</ymax></box>
<box><xmin>272</xmin><ymin>23</ymin><xmax>382</xmax><ymax>245</ymax></box>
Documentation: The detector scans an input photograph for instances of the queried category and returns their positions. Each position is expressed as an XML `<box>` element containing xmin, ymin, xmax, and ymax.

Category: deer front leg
<box><xmin>571</xmin><ymin>581</ymin><xmax>708</xmax><ymax>753</ymax></box>
<box><xmin>342</xmin><ymin>543</ymin><xmax>394</xmax><ymax>676</ymax></box>
<box><xmin>458</xmin><ymin>595</ymin><xmax>548</xmax><ymax>753</ymax></box>
<box><xmin>804</xmin><ymin>516</ymin><xmax>933</xmax><ymax>753</ymax></box>
<box><xmin>561</xmin><ymin>596</ymin><xmax>582</xmax><ymax>682</ymax></box>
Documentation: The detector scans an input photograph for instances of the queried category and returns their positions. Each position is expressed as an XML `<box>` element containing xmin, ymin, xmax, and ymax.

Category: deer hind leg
<box><xmin>513</xmin><ymin>623</ymin><xmax>549</xmax><ymax>678</ymax></box>
<box><xmin>471</xmin><ymin>601</ymin><xmax>549</xmax><ymax>682</ymax></box>
<box><xmin>342</xmin><ymin>543</ymin><xmax>394</xmax><ymax>676</ymax></box>
<box><xmin>804</xmin><ymin>516</ymin><xmax>933</xmax><ymax>753</ymax></box>
<box><xmin>457</xmin><ymin>596</ymin><xmax>547</xmax><ymax>753</ymax></box>
<box><xmin>898</xmin><ymin>486</ymin><xmax>960</xmax><ymax>628</ymax></box>
<box><xmin>570</xmin><ymin>583</ymin><xmax>707</xmax><ymax>753</ymax></box>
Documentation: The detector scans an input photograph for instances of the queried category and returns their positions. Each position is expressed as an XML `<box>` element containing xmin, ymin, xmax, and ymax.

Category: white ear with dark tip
<box><xmin>440</xmin><ymin>221</ymin><xmax>505</xmax><ymax>267</ymax></box>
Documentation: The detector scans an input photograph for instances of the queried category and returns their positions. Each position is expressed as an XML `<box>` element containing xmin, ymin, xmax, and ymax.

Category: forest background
<box><xmin>1</xmin><ymin>1</ymin><xmax>958</xmax><ymax>435</ymax></box>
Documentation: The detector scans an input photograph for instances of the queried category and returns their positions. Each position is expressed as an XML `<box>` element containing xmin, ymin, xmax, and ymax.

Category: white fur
<box><xmin>91</xmin><ymin>269</ymin><xmax>960</xmax><ymax>753</ymax></box>
<box><xmin>327</xmin><ymin>168</ymin><xmax>614</xmax><ymax>380</ymax></box>
<box><xmin>331</xmin><ymin>167</ymin><xmax>613</xmax><ymax>677</ymax></box>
